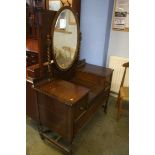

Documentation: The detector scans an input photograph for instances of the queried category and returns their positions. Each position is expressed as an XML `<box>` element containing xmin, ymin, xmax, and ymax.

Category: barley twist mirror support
<box><xmin>47</xmin><ymin>34</ymin><xmax>53</xmax><ymax>81</ymax></box>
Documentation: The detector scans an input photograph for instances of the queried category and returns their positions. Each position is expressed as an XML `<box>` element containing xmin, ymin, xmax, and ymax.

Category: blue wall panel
<box><xmin>80</xmin><ymin>0</ymin><xmax>114</xmax><ymax>66</ymax></box>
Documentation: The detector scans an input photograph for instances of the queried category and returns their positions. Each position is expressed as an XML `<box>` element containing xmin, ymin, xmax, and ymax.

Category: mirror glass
<box><xmin>53</xmin><ymin>8</ymin><xmax>78</xmax><ymax>70</ymax></box>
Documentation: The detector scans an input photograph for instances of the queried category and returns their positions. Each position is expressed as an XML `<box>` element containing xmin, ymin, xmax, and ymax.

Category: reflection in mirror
<box><xmin>53</xmin><ymin>8</ymin><xmax>78</xmax><ymax>70</ymax></box>
<box><xmin>48</xmin><ymin>0</ymin><xmax>73</xmax><ymax>11</ymax></box>
<box><xmin>49</xmin><ymin>0</ymin><xmax>62</xmax><ymax>11</ymax></box>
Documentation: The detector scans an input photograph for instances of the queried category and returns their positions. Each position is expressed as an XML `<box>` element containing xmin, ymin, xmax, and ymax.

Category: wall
<box><xmin>107</xmin><ymin>30</ymin><xmax>129</xmax><ymax>65</ymax></box>
<box><xmin>80</xmin><ymin>0</ymin><xmax>114</xmax><ymax>67</ymax></box>
<box><xmin>107</xmin><ymin>0</ymin><xmax>129</xmax><ymax>63</ymax></box>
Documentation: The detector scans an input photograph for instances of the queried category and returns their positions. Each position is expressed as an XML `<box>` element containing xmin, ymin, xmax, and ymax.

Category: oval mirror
<box><xmin>51</xmin><ymin>6</ymin><xmax>79</xmax><ymax>70</ymax></box>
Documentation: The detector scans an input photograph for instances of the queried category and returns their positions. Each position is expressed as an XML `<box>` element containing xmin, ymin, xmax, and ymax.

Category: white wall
<box><xmin>107</xmin><ymin>30</ymin><xmax>129</xmax><ymax>65</ymax></box>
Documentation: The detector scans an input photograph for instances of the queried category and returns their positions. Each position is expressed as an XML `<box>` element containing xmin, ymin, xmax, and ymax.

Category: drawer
<box><xmin>74</xmin><ymin>95</ymin><xmax>88</xmax><ymax>120</ymax></box>
<box><xmin>26</xmin><ymin>51</ymin><xmax>38</xmax><ymax>62</ymax></box>
<box><xmin>30</xmin><ymin>54</ymin><xmax>38</xmax><ymax>58</ymax></box>
<box><xmin>75</xmin><ymin>71</ymin><xmax>112</xmax><ymax>87</ymax></box>
<box><xmin>26</xmin><ymin>57</ymin><xmax>38</xmax><ymax>66</ymax></box>
<box><xmin>75</xmin><ymin>72</ymin><xmax>101</xmax><ymax>85</ymax></box>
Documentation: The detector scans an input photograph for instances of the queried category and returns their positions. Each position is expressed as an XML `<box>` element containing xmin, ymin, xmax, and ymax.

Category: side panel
<box><xmin>37</xmin><ymin>93</ymin><xmax>73</xmax><ymax>141</ymax></box>
<box><xmin>26</xmin><ymin>81</ymin><xmax>39</xmax><ymax>121</ymax></box>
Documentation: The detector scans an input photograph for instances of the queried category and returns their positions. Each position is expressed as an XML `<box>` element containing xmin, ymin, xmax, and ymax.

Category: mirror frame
<box><xmin>51</xmin><ymin>6</ymin><xmax>80</xmax><ymax>71</ymax></box>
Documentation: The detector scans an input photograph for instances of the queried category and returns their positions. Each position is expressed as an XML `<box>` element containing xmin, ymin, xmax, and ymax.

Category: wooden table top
<box><xmin>34</xmin><ymin>79</ymin><xmax>90</xmax><ymax>105</ymax></box>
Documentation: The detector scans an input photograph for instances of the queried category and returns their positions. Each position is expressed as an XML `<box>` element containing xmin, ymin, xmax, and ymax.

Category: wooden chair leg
<box><xmin>103</xmin><ymin>96</ymin><xmax>109</xmax><ymax>113</ymax></box>
<box><xmin>117</xmin><ymin>98</ymin><xmax>122</xmax><ymax>121</ymax></box>
<box><xmin>116</xmin><ymin>92</ymin><xmax>120</xmax><ymax>108</ymax></box>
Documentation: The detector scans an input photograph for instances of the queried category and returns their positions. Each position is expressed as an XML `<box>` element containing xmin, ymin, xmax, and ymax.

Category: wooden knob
<box><xmin>80</xmin><ymin>107</ymin><xmax>84</xmax><ymax>111</ymax></box>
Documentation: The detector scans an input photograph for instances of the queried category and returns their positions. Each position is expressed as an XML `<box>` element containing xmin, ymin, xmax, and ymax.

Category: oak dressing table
<box><xmin>29</xmin><ymin>6</ymin><xmax>113</xmax><ymax>155</ymax></box>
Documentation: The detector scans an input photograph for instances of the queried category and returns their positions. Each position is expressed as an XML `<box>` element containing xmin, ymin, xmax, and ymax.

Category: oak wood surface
<box><xmin>34</xmin><ymin>64</ymin><xmax>113</xmax><ymax>138</ymax></box>
<box><xmin>26</xmin><ymin>38</ymin><xmax>39</xmax><ymax>53</ymax></box>
<box><xmin>27</xmin><ymin>62</ymin><xmax>113</xmax><ymax>154</ymax></box>
<box><xmin>35</xmin><ymin>79</ymin><xmax>90</xmax><ymax>105</ymax></box>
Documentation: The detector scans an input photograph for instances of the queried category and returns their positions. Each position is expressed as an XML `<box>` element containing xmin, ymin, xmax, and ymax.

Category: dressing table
<box><xmin>27</xmin><ymin>6</ymin><xmax>113</xmax><ymax>155</ymax></box>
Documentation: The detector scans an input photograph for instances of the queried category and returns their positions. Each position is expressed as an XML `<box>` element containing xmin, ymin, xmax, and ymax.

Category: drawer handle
<box><xmin>79</xmin><ymin>106</ymin><xmax>84</xmax><ymax>111</ymax></box>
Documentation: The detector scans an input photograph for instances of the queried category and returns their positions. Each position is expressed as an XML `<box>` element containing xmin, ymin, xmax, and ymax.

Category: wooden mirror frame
<box><xmin>51</xmin><ymin>6</ymin><xmax>80</xmax><ymax>71</ymax></box>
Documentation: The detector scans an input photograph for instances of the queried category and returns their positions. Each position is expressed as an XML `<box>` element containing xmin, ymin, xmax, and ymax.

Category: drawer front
<box><xmin>26</xmin><ymin>51</ymin><xmax>39</xmax><ymax>66</ymax></box>
<box><xmin>74</xmin><ymin>92</ymin><xmax>107</xmax><ymax>134</ymax></box>
<box><xmin>74</xmin><ymin>95</ymin><xmax>88</xmax><ymax>120</ymax></box>
<box><xmin>75</xmin><ymin>71</ymin><xmax>101</xmax><ymax>85</ymax></box>
<box><xmin>75</xmin><ymin>71</ymin><xmax>112</xmax><ymax>87</ymax></box>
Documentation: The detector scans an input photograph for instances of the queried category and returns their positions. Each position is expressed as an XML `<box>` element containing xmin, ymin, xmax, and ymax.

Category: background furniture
<box><xmin>117</xmin><ymin>62</ymin><xmax>129</xmax><ymax>121</ymax></box>
<box><xmin>26</xmin><ymin>0</ymin><xmax>46</xmax><ymax>39</ymax></box>
<box><xmin>26</xmin><ymin>0</ymin><xmax>81</xmax><ymax>39</ymax></box>
<box><xmin>26</xmin><ymin>38</ymin><xmax>39</xmax><ymax>66</ymax></box>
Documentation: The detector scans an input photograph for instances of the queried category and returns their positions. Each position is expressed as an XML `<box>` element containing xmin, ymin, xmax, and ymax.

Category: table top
<box><xmin>34</xmin><ymin>79</ymin><xmax>90</xmax><ymax>106</ymax></box>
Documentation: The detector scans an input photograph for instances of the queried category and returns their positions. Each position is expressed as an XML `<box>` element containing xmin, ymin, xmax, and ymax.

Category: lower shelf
<box><xmin>39</xmin><ymin>129</ymin><xmax>72</xmax><ymax>154</ymax></box>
